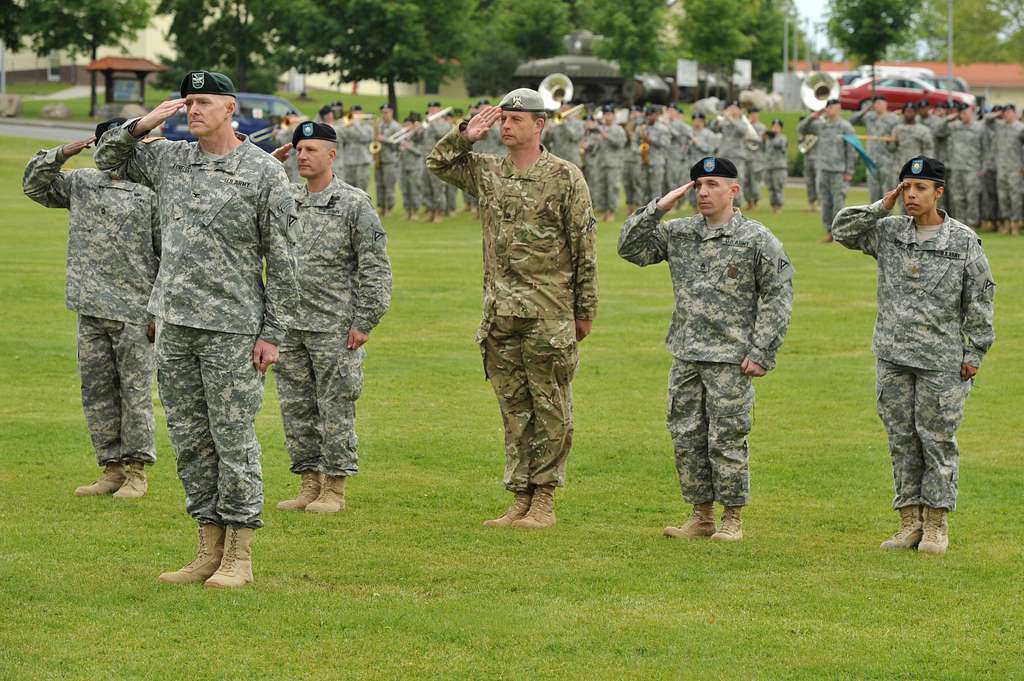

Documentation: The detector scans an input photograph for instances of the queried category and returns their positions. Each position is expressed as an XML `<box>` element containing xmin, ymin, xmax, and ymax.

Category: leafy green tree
<box><xmin>495</xmin><ymin>0</ymin><xmax>571</xmax><ymax>60</ymax></box>
<box><xmin>463</xmin><ymin>39</ymin><xmax>521</xmax><ymax>97</ymax></box>
<box><xmin>909</xmin><ymin>0</ymin><xmax>1015</xmax><ymax>63</ymax></box>
<box><xmin>827</xmin><ymin>0</ymin><xmax>923</xmax><ymax>84</ymax></box>
<box><xmin>676</xmin><ymin>0</ymin><xmax>753</xmax><ymax>97</ymax></box>
<box><xmin>593</xmin><ymin>0</ymin><xmax>665</xmax><ymax>104</ymax></box>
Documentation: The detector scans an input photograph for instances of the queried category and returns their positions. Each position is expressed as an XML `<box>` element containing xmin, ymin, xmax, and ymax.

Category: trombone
<box><xmin>386</xmin><ymin>107</ymin><xmax>453</xmax><ymax>145</ymax></box>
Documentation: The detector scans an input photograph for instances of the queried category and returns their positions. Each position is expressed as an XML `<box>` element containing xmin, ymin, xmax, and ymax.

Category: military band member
<box><xmin>850</xmin><ymin>96</ymin><xmax>899</xmax><ymax>203</ymax></box>
<box><xmin>273</xmin><ymin>113</ymin><xmax>302</xmax><ymax>183</ymax></box>
<box><xmin>462</xmin><ymin>102</ymin><xmax>483</xmax><ymax>214</ymax></box>
<box><xmin>23</xmin><ymin>118</ymin><xmax>160</xmax><ymax>499</ymax></box>
<box><xmin>687</xmin><ymin>112</ymin><xmax>719</xmax><ymax>209</ymax></box>
<box><xmin>832</xmin><ymin>157</ymin><xmax>995</xmax><ymax>554</ymax></box>
<box><xmin>426</xmin><ymin>88</ymin><xmax>598</xmax><ymax>529</ymax></box>
<box><xmin>798</xmin><ymin>115</ymin><xmax>819</xmax><ymax>211</ymax></box>
<box><xmin>421</xmin><ymin>101</ymin><xmax>451</xmax><ymax>223</ymax></box>
<box><xmin>618</xmin><ymin>157</ymin><xmax>793</xmax><ymax>541</ymax></box>
<box><xmin>666</xmin><ymin>105</ymin><xmax>693</xmax><ymax>195</ymax></box>
<box><xmin>590</xmin><ymin>104</ymin><xmax>627</xmax><ymax>222</ymax></box>
<box><xmin>765</xmin><ymin>119</ymin><xmax>788</xmax><ymax>213</ymax></box>
<box><xmin>95</xmin><ymin>70</ymin><xmax>299</xmax><ymax>588</ymax></box>
<box><xmin>375</xmin><ymin>104</ymin><xmax>402</xmax><ymax>216</ymax></box>
<box><xmin>337</xmin><ymin>104</ymin><xmax>373</xmax><ymax>192</ymax></box>
<box><xmin>318</xmin><ymin>105</ymin><xmax>334</xmax><ymax>125</ymax></box>
<box><xmin>712</xmin><ymin>101</ymin><xmax>751</xmax><ymax>206</ymax></box>
<box><xmin>933</xmin><ymin>104</ymin><xmax>985</xmax><ymax>229</ymax></box>
<box><xmin>623</xmin><ymin>106</ymin><xmax>645</xmax><ymax>214</ymax></box>
<box><xmin>398</xmin><ymin>113</ymin><xmax>425</xmax><ymax>221</ymax></box>
<box><xmin>742</xmin><ymin>108</ymin><xmax>766</xmax><ymax>211</ymax></box>
<box><xmin>270</xmin><ymin>122</ymin><xmax>392</xmax><ymax>514</ymax></box>
<box><xmin>542</xmin><ymin>100</ymin><xmax>584</xmax><ymax>168</ymax></box>
<box><xmin>640</xmin><ymin>105</ymin><xmax>671</xmax><ymax>204</ymax></box>
<box><xmin>798</xmin><ymin>99</ymin><xmax>856</xmax><ymax>241</ymax></box>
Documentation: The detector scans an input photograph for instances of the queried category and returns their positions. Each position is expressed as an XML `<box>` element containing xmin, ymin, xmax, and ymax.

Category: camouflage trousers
<box><xmin>345</xmin><ymin>164</ymin><xmax>371</xmax><ymax>192</ymax></box>
<box><xmin>665</xmin><ymin>159</ymin><xmax>685</xmax><ymax>196</ymax></box>
<box><xmin>276</xmin><ymin>329</ymin><xmax>363</xmax><ymax>477</ymax></box>
<box><xmin>622</xmin><ymin>161</ymin><xmax>643</xmax><ymax>206</ymax></box>
<box><xmin>446</xmin><ymin>182</ymin><xmax>457</xmax><ymax>213</ymax></box>
<box><xmin>767</xmin><ymin>168</ymin><xmax>786</xmax><ymax>208</ymax></box>
<box><xmin>865</xmin><ymin>158</ymin><xmax>891</xmax><ymax>204</ymax></box>
<box><xmin>667</xmin><ymin>359</ymin><xmax>755</xmax><ymax>507</ymax></box>
<box><xmin>948</xmin><ymin>169</ymin><xmax>980</xmax><ymax>227</ymax></box>
<box><xmin>420</xmin><ymin>165</ymin><xmax>446</xmax><ymax>211</ymax></box>
<box><xmin>77</xmin><ymin>314</ymin><xmax>156</xmax><ymax>466</ymax></box>
<box><xmin>375</xmin><ymin>162</ymin><xmax>399</xmax><ymax>211</ymax></box>
<box><xmin>997</xmin><ymin>168</ymin><xmax>1024</xmax><ymax>220</ymax></box>
<box><xmin>817</xmin><ymin>170</ymin><xmax>848</xmax><ymax>232</ymax></box>
<box><xmin>804</xmin><ymin>157</ymin><xmax>818</xmax><ymax>203</ymax></box>
<box><xmin>980</xmin><ymin>169</ymin><xmax>999</xmax><ymax>222</ymax></box>
<box><xmin>158</xmin><ymin>324</ymin><xmax>265</xmax><ymax>529</ymax></box>
<box><xmin>643</xmin><ymin>163</ymin><xmax>666</xmax><ymax>205</ymax></box>
<box><xmin>876</xmin><ymin>359</ymin><xmax>970</xmax><ymax>511</ymax></box>
<box><xmin>463</xmin><ymin>189</ymin><xmax>478</xmax><ymax>209</ymax></box>
<box><xmin>742</xmin><ymin>162</ymin><xmax>762</xmax><ymax>204</ymax></box>
<box><xmin>400</xmin><ymin>166</ymin><xmax>422</xmax><ymax>212</ymax></box>
<box><xmin>593</xmin><ymin>165</ymin><xmax>622</xmax><ymax>214</ymax></box>
<box><xmin>478</xmin><ymin>316</ymin><xmax>578</xmax><ymax>492</ymax></box>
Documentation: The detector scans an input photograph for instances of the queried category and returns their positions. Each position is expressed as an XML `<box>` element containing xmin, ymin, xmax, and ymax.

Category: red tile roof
<box><xmin>790</xmin><ymin>60</ymin><xmax>1024</xmax><ymax>89</ymax></box>
<box><xmin>86</xmin><ymin>57</ymin><xmax>167</xmax><ymax>73</ymax></box>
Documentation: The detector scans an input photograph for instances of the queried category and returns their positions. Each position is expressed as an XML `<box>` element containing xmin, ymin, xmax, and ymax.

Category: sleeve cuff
<box><xmin>746</xmin><ymin>346</ymin><xmax>776</xmax><ymax>371</ymax></box>
<box><xmin>258</xmin><ymin>324</ymin><xmax>286</xmax><ymax>347</ymax></box>
<box><xmin>351</xmin><ymin>317</ymin><xmax>376</xmax><ymax>334</ymax></box>
<box><xmin>962</xmin><ymin>350</ymin><xmax>983</xmax><ymax>368</ymax></box>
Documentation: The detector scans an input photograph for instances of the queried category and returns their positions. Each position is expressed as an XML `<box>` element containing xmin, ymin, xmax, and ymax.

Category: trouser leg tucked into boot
<box><xmin>880</xmin><ymin>505</ymin><xmax>923</xmax><ymax>550</ymax></box>
<box><xmin>277</xmin><ymin>471</ymin><xmax>322</xmax><ymax>511</ymax></box>
<box><xmin>305</xmin><ymin>475</ymin><xmax>346</xmax><ymax>513</ymax></box>
<box><xmin>512</xmin><ymin>485</ymin><xmax>556</xmax><ymax>529</ymax></box>
<box><xmin>158</xmin><ymin>523</ymin><xmax>225</xmax><ymax>584</ymax></box>
<box><xmin>917</xmin><ymin>507</ymin><xmax>949</xmax><ymax>554</ymax></box>
<box><xmin>711</xmin><ymin>505</ymin><xmax>743</xmax><ymax>541</ymax></box>
<box><xmin>113</xmin><ymin>461</ymin><xmax>148</xmax><ymax>499</ymax></box>
<box><xmin>483</xmin><ymin>490</ymin><xmax>532</xmax><ymax>527</ymax></box>
<box><xmin>74</xmin><ymin>462</ymin><xmax>126</xmax><ymax>496</ymax></box>
<box><xmin>664</xmin><ymin>502</ymin><xmax>716</xmax><ymax>539</ymax></box>
<box><xmin>205</xmin><ymin>527</ymin><xmax>255</xmax><ymax>589</ymax></box>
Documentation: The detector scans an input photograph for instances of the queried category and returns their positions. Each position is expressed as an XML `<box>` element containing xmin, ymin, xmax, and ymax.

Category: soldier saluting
<box><xmin>426</xmin><ymin>88</ymin><xmax>598</xmax><ymax>529</ymax></box>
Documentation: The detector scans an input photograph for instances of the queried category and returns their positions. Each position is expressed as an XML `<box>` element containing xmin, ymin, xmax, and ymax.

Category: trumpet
<box><xmin>553</xmin><ymin>104</ymin><xmax>586</xmax><ymax>124</ymax></box>
<box><xmin>342</xmin><ymin>112</ymin><xmax>376</xmax><ymax>126</ymax></box>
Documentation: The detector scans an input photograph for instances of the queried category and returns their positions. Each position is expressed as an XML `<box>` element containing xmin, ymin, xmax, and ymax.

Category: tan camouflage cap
<box><xmin>499</xmin><ymin>88</ymin><xmax>547</xmax><ymax>113</ymax></box>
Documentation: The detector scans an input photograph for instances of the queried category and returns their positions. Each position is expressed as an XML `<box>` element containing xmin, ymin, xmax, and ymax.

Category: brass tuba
<box><xmin>800</xmin><ymin>71</ymin><xmax>840</xmax><ymax>112</ymax></box>
<box><xmin>539</xmin><ymin>73</ymin><xmax>574</xmax><ymax>111</ymax></box>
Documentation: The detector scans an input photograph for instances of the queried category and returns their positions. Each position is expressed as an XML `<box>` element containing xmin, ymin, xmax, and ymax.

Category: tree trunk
<box><xmin>89</xmin><ymin>41</ymin><xmax>97</xmax><ymax>118</ymax></box>
<box><xmin>871</xmin><ymin>62</ymin><xmax>876</xmax><ymax>95</ymax></box>
<box><xmin>387</xmin><ymin>75</ymin><xmax>397</xmax><ymax>118</ymax></box>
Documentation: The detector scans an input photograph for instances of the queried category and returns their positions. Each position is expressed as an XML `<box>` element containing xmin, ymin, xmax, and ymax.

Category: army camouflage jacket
<box><xmin>888</xmin><ymin>122</ymin><xmax>934</xmax><ymax>167</ymax></box>
<box><xmin>94</xmin><ymin>125</ymin><xmax>298</xmax><ymax>345</ymax></box>
<box><xmin>687</xmin><ymin>128</ymin><xmax>719</xmax><ymax>167</ymax></box>
<box><xmin>289</xmin><ymin>175</ymin><xmax>392</xmax><ymax>333</ymax></box>
<box><xmin>399</xmin><ymin>126</ymin><xmax>425</xmax><ymax>171</ymax></box>
<box><xmin>426</xmin><ymin>127</ymin><xmax>599</xmax><ymax>323</ymax></box>
<box><xmin>337</xmin><ymin>121</ymin><xmax>373</xmax><ymax>166</ymax></box>
<box><xmin>377</xmin><ymin>120</ymin><xmax>402</xmax><ymax>165</ymax></box>
<box><xmin>712</xmin><ymin>116</ymin><xmax>750</xmax><ymax>162</ymax></box>
<box><xmin>765</xmin><ymin>133</ymin><xmax>788</xmax><ymax>170</ymax></box>
<box><xmin>833</xmin><ymin>201</ymin><xmax>995</xmax><ymax>370</ymax></box>
<box><xmin>798</xmin><ymin>116</ymin><xmax>856</xmax><ymax>174</ymax></box>
<box><xmin>23</xmin><ymin>145</ymin><xmax>160</xmax><ymax>324</ymax></box>
<box><xmin>542</xmin><ymin>119</ymin><xmax>584</xmax><ymax>167</ymax></box>
<box><xmin>618</xmin><ymin>203</ymin><xmax>794</xmax><ymax>370</ymax></box>
<box><xmin>933</xmin><ymin>118</ymin><xmax>985</xmax><ymax>172</ymax></box>
<box><xmin>985</xmin><ymin>118</ymin><xmax>1024</xmax><ymax>172</ymax></box>
<box><xmin>850</xmin><ymin>108</ymin><xmax>898</xmax><ymax>161</ymax></box>
<box><xmin>593</xmin><ymin>124</ymin><xmax>627</xmax><ymax>168</ymax></box>
<box><xmin>642</xmin><ymin>121</ymin><xmax>672</xmax><ymax>168</ymax></box>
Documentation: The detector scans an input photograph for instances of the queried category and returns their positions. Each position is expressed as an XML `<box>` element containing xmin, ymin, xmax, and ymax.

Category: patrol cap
<box><xmin>899</xmin><ymin>156</ymin><xmax>945</xmax><ymax>183</ymax></box>
<box><xmin>690</xmin><ymin>156</ymin><xmax>738</xmax><ymax>182</ymax></box>
<box><xmin>95</xmin><ymin>117</ymin><xmax>127</xmax><ymax>140</ymax></box>
<box><xmin>498</xmin><ymin>88</ymin><xmax>547</xmax><ymax>113</ymax></box>
<box><xmin>292</xmin><ymin>120</ymin><xmax>337</xmax><ymax>147</ymax></box>
<box><xmin>180</xmin><ymin>70</ymin><xmax>236</xmax><ymax>98</ymax></box>
<box><xmin>428</xmin><ymin>100</ymin><xmax>443</xmax><ymax>108</ymax></box>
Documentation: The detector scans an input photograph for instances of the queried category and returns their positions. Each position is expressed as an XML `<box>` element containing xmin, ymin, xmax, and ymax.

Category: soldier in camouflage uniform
<box><xmin>666</xmin><ymin>105</ymin><xmax>693</xmax><ymax>196</ymax></box>
<box><xmin>270</xmin><ymin>122</ymin><xmax>392</xmax><ymax>514</ymax></box>
<box><xmin>462</xmin><ymin>102</ymin><xmax>483</xmax><ymax>214</ymax></box>
<box><xmin>421</xmin><ymin>102</ymin><xmax>452</xmax><ymax>223</ymax></box>
<box><xmin>985</xmin><ymin>105</ymin><xmax>1024</xmax><ymax>235</ymax></box>
<box><xmin>426</xmin><ymin>88</ymin><xmax>599</xmax><ymax>530</ymax></box>
<box><xmin>336</xmin><ymin>105</ymin><xmax>373</xmax><ymax>192</ymax></box>
<box><xmin>374</xmin><ymin>104</ymin><xmax>402</xmax><ymax>216</ymax></box>
<box><xmin>888</xmin><ymin>103</ymin><xmax>934</xmax><ymax>173</ymax></box>
<box><xmin>798</xmin><ymin>99</ymin><xmax>856</xmax><ymax>241</ymax></box>
<box><xmin>95</xmin><ymin>71</ymin><xmax>299</xmax><ymax>588</ymax></box>
<box><xmin>850</xmin><ymin>96</ymin><xmax>899</xmax><ymax>203</ymax></box>
<box><xmin>640</xmin><ymin>105</ymin><xmax>671</xmax><ymax>205</ymax></box>
<box><xmin>764</xmin><ymin>119</ymin><xmax>788</xmax><ymax>213</ymax></box>
<box><xmin>712</xmin><ymin>102</ymin><xmax>752</xmax><ymax>206</ymax></box>
<box><xmin>273</xmin><ymin>114</ymin><xmax>302</xmax><ymax>183</ymax></box>
<box><xmin>618</xmin><ymin>156</ymin><xmax>794</xmax><ymax>542</ymax></box>
<box><xmin>542</xmin><ymin>101</ymin><xmax>584</xmax><ymax>168</ymax></box>
<box><xmin>933</xmin><ymin>105</ymin><xmax>985</xmax><ymax>229</ymax></box>
<box><xmin>23</xmin><ymin>119</ymin><xmax>160</xmax><ymax>500</ymax></box>
<box><xmin>741</xmin><ymin>108</ymin><xmax>766</xmax><ymax>210</ymax></box>
<box><xmin>588</xmin><ymin>105</ymin><xmax>627</xmax><ymax>222</ymax></box>
<box><xmin>687</xmin><ymin>113</ymin><xmax>719</xmax><ymax>209</ymax></box>
<box><xmin>622</xmin><ymin>107</ymin><xmax>645</xmax><ymax>214</ymax></box>
<box><xmin>398</xmin><ymin>114</ymin><xmax>425</xmax><ymax>220</ymax></box>
<box><xmin>919</xmin><ymin>102</ymin><xmax>951</xmax><ymax>211</ymax></box>
<box><xmin>798</xmin><ymin>115</ymin><xmax>818</xmax><ymax>210</ymax></box>
<box><xmin>832</xmin><ymin>156</ymin><xmax>995</xmax><ymax>555</ymax></box>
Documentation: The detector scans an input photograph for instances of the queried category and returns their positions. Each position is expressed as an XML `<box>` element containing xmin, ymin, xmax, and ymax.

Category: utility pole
<box><xmin>783</xmin><ymin>15</ymin><xmax>789</xmax><ymax>104</ymax></box>
<box><xmin>947</xmin><ymin>0</ymin><xmax>954</xmax><ymax>105</ymax></box>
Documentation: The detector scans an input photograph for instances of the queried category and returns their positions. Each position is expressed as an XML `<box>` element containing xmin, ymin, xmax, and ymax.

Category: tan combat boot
<box><xmin>512</xmin><ymin>485</ymin><xmax>556</xmax><ymax>529</ymax></box>
<box><xmin>711</xmin><ymin>506</ymin><xmax>743</xmax><ymax>541</ymax></box>
<box><xmin>276</xmin><ymin>471</ymin><xmax>322</xmax><ymax>511</ymax></box>
<box><xmin>664</xmin><ymin>502</ymin><xmax>716</xmax><ymax>539</ymax></box>
<box><xmin>880</xmin><ymin>505</ymin><xmax>923</xmax><ymax>550</ymax></box>
<box><xmin>158</xmin><ymin>524</ymin><xmax>225</xmax><ymax>584</ymax></box>
<box><xmin>204</xmin><ymin>527</ymin><xmax>255</xmax><ymax>589</ymax></box>
<box><xmin>305</xmin><ymin>475</ymin><xmax>346</xmax><ymax>513</ymax></box>
<box><xmin>482</xmin><ymin>491</ymin><xmax>533</xmax><ymax>527</ymax></box>
<box><xmin>113</xmin><ymin>461</ymin><xmax>147</xmax><ymax>499</ymax></box>
<box><xmin>74</xmin><ymin>462</ymin><xmax>126</xmax><ymax>496</ymax></box>
<box><xmin>917</xmin><ymin>507</ymin><xmax>949</xmax><ymax>554</ymax></box>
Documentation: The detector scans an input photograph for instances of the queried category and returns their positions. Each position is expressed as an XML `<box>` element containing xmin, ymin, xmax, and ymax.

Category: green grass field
<box><xmin>0</xmin><ymin>134</ymin><xmax>1021</xmax><ymax>680</ymax></box>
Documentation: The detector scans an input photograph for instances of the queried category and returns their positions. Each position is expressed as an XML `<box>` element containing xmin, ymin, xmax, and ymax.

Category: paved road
<box><xmin>0</xmin><ymin>119</ymin><xmax>94</xmax><ymax>142</ymax></box>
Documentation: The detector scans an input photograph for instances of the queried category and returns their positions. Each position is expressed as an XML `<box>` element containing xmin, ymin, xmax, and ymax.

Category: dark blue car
<box><xmin>160</xmin><ymin>91</ymin><xmax>301</xmax><ymax>152</ymax></box>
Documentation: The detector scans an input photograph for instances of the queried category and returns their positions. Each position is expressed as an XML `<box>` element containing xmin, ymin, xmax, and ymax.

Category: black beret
<box><xmin>723</xmin><ymin>100</ymin><xmax>739</xmax><ymax>108</ymax></box>
<box><xmin>292</xmin><ymin>120</ymin><xmax>337</xmax><ymax>147</ymax></box>
<box><xmin>1005</xmin><ymin>103</ymin><xmax>1017</xmax><ymax>112</ymax></box>
<box><xmin>601</xmin><ymin>104</ymin><xmax>615</xmax><ymax>113</ymax></box>
<box><xmin>873</xmin><ymin>95</ymin><xmax>887</xmax><ymax>102</ymax></box>
<box><xmin>429</xmin><ymin>101</ymin><xmax>442</xmax><ymax>108</ymax></box>
<box><xmin>644</xmin><ymin>104</ymin><xmax>660</xmax><ymax>114</ymax></box>
<box><xmin>899</xmin><ymin>156</ymin><xmax>945</xmax><ymax>183</ymax></box>
<box><xmin>692</xmin><ymin>112</ymin><xmax>706</xmax><ymax>120</ymax></box>
<box><xmin>991</xmin><ymin>104</ymin><xmax>1004</xmax><ymax>112</ymax></box>
<box><xmin>825</xmin><ymin>98</ymin><xmax>840</xmax><ymax>106</ymax></box>
<box><xmin>352</xmin><ymin>104</ymin><xmax>363</xmax><ymax>112</ymax></box>
<box><xmin>379</xmin><ymin>103</ymin><xmax>392</xmax><ymax>111</ymax></box>
<box><xmin>180</xmin><ymin>70</ymin><xmax>236</xmax><ymax>98</ymax></box>
<box><xmin>749</xmin><ymin>107</ymin><xmax>760</xmax><ymax>113</ymax></box>
<box><xmin>691</xmin><ymin>156</ymin><xmax>738</xmax><ymax>181</ymax></box>
<box><xmin>318</xmin><ymin>105</ymin><xmax>332</xmax><ymax>117</ymax></box>
<box><xmin>771</xmin><ymin>118</ymin><xmax>783</xmax><ymax>127</ymax></box>
<box><xmin>95</xmin><ymin>117</ymin><xmax>127</xmax><ymax>140</ymax></box>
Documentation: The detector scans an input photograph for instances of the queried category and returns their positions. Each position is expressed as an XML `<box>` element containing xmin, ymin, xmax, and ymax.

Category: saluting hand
<box><xmin>656</xmin><ymin>181</ymin><xmax>695</xmax><ymax>213</ymax></box>
<box><xmin>62</xmin><ymin>136</ymin><xmax>96</xmax><ymax>158</ymax></box>
<box><xmin>882</xmin><ymin>181</ymin><xmax>908</xmax><ymax>211</ymax></box>
<box><xmin>270</xmin><ymin>142</ymin><xmax>293</xmax><ymax>163</ymax></box>
<box><xmin>462</xmin><ymin>105</ymin><xmax>502</xmax><ymax>143</ymax></box>
<box><xmin>134</xmin><ymin>98</ymin><xmax>186</xmax><ymax>137</ymax></box>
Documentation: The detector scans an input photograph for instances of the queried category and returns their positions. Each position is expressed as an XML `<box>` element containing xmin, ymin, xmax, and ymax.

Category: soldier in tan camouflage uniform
<box><xmin>23</xmin><ymin>118</ymin><xmax>160</xmax><ymax>500</ymax></box>
<box><xmin>618</xmin><ymin>156</ymin><xmax>794</xmax><ymax>542</ymax></box>
<box><xmin>270</xmin><ymin>122</ymin><xmax>392</xmax><ymax>514</ymax></box>
<box><xmin>427</xmin><ymin>88</ymin><xmax>599</xmax><ymax>529</ymax></box>
<box><xmin>833</xmin><ymin>157</ymin><xmax>995</xmax><ymax>555</ymax></box>
<box><xmin>95</xmin><ymin>71</ymin><xmax>299</xmax><ymax>588</ymax></box>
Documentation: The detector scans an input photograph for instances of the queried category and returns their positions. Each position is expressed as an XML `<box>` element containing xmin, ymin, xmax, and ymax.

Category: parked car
<box><xmin>840</xmin><ymin>76</ymin><xmax>975</xmax><ymax>111</ymax></box>
<box><xmin>159</xmin><ymin>92</ymin><xmax>301</xmax><ymax>152</ymax></box>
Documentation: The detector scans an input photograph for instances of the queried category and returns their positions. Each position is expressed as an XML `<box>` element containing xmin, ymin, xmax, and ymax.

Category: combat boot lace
<box><xmin>512</xmin><ymin>485</ymin><xmax>556</xmax><ymax>529</ymax></box>
<box><xmin>917</xmin><ymin>507</ymin><xmax>949</xmax><ymax>554</ymax></box>
<box><xmin>880</xmin><ymin>505</ymin><xmax>923</xmax><ymax>550</ymax></box>
<box><xmin>305</xmin><ymin>475</ymin><xmax>347</xmax><ymax>513</ymax></box>
<box><xmin>483</xmin><ymin>491</ymin><xmax>533</xmax><ymax>527</ymax></box>
<box><xmin>664</xmin><ymin>502</ymin><xmax>716</xmax><ymax>539</ymax></box>
<box><xmin>113</xmin><ymin>461</ymin><xmax>148</xmax><ymax>499</ymax></box>
<box><xmin>711</xmin><ymin>506</ymin><xmax>744</xmax><ymax>541</ymax></box>
<box><xmin>277</xmin><ymin>471</ymin><xmax>322</xmax><ymax>511</ymax></box>
<box><xmin>205</xmin><ymin>527</ymin><xmax>255</xmax><ymax>589</ymax></box>
<box><xmin>74</xmin><ymin>462</ymin><xmax>126</xmax><ymax>496</ymax></box>
<box><xmin>158</xmin><ymin>523</ymin><xmax>225</xmax><ymax>584</ymax></box>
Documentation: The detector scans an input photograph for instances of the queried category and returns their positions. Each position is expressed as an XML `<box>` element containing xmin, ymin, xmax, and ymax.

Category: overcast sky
<box><xmin>793</xmin><ymin>0</ymin><xmax>829</xmax><ymax>54</ymax></box>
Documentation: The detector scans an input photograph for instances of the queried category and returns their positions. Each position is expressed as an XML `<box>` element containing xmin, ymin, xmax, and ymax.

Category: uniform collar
<box><xmin>700</xmin><ymin>209</ymin><xmax>745</xmax><ymax>240</ymax></box>
<box><xmin>499</xmin><ymin>146</ymin><xmax>551</xmax><ymax>180</ymax></box>
<box><xmin>298</xmin><ymin>174</ymin><xmax>343</xmax><ymax>208</ymax></box>
<box><xmin>895</xmin><ymin>211</ymin><xmax>952</xmax><ymax>251</ymax></box>
<box><xmin>188</xmin><ymin>133</ymin><xmax>250</xmax><ymax>173</ymax></box>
